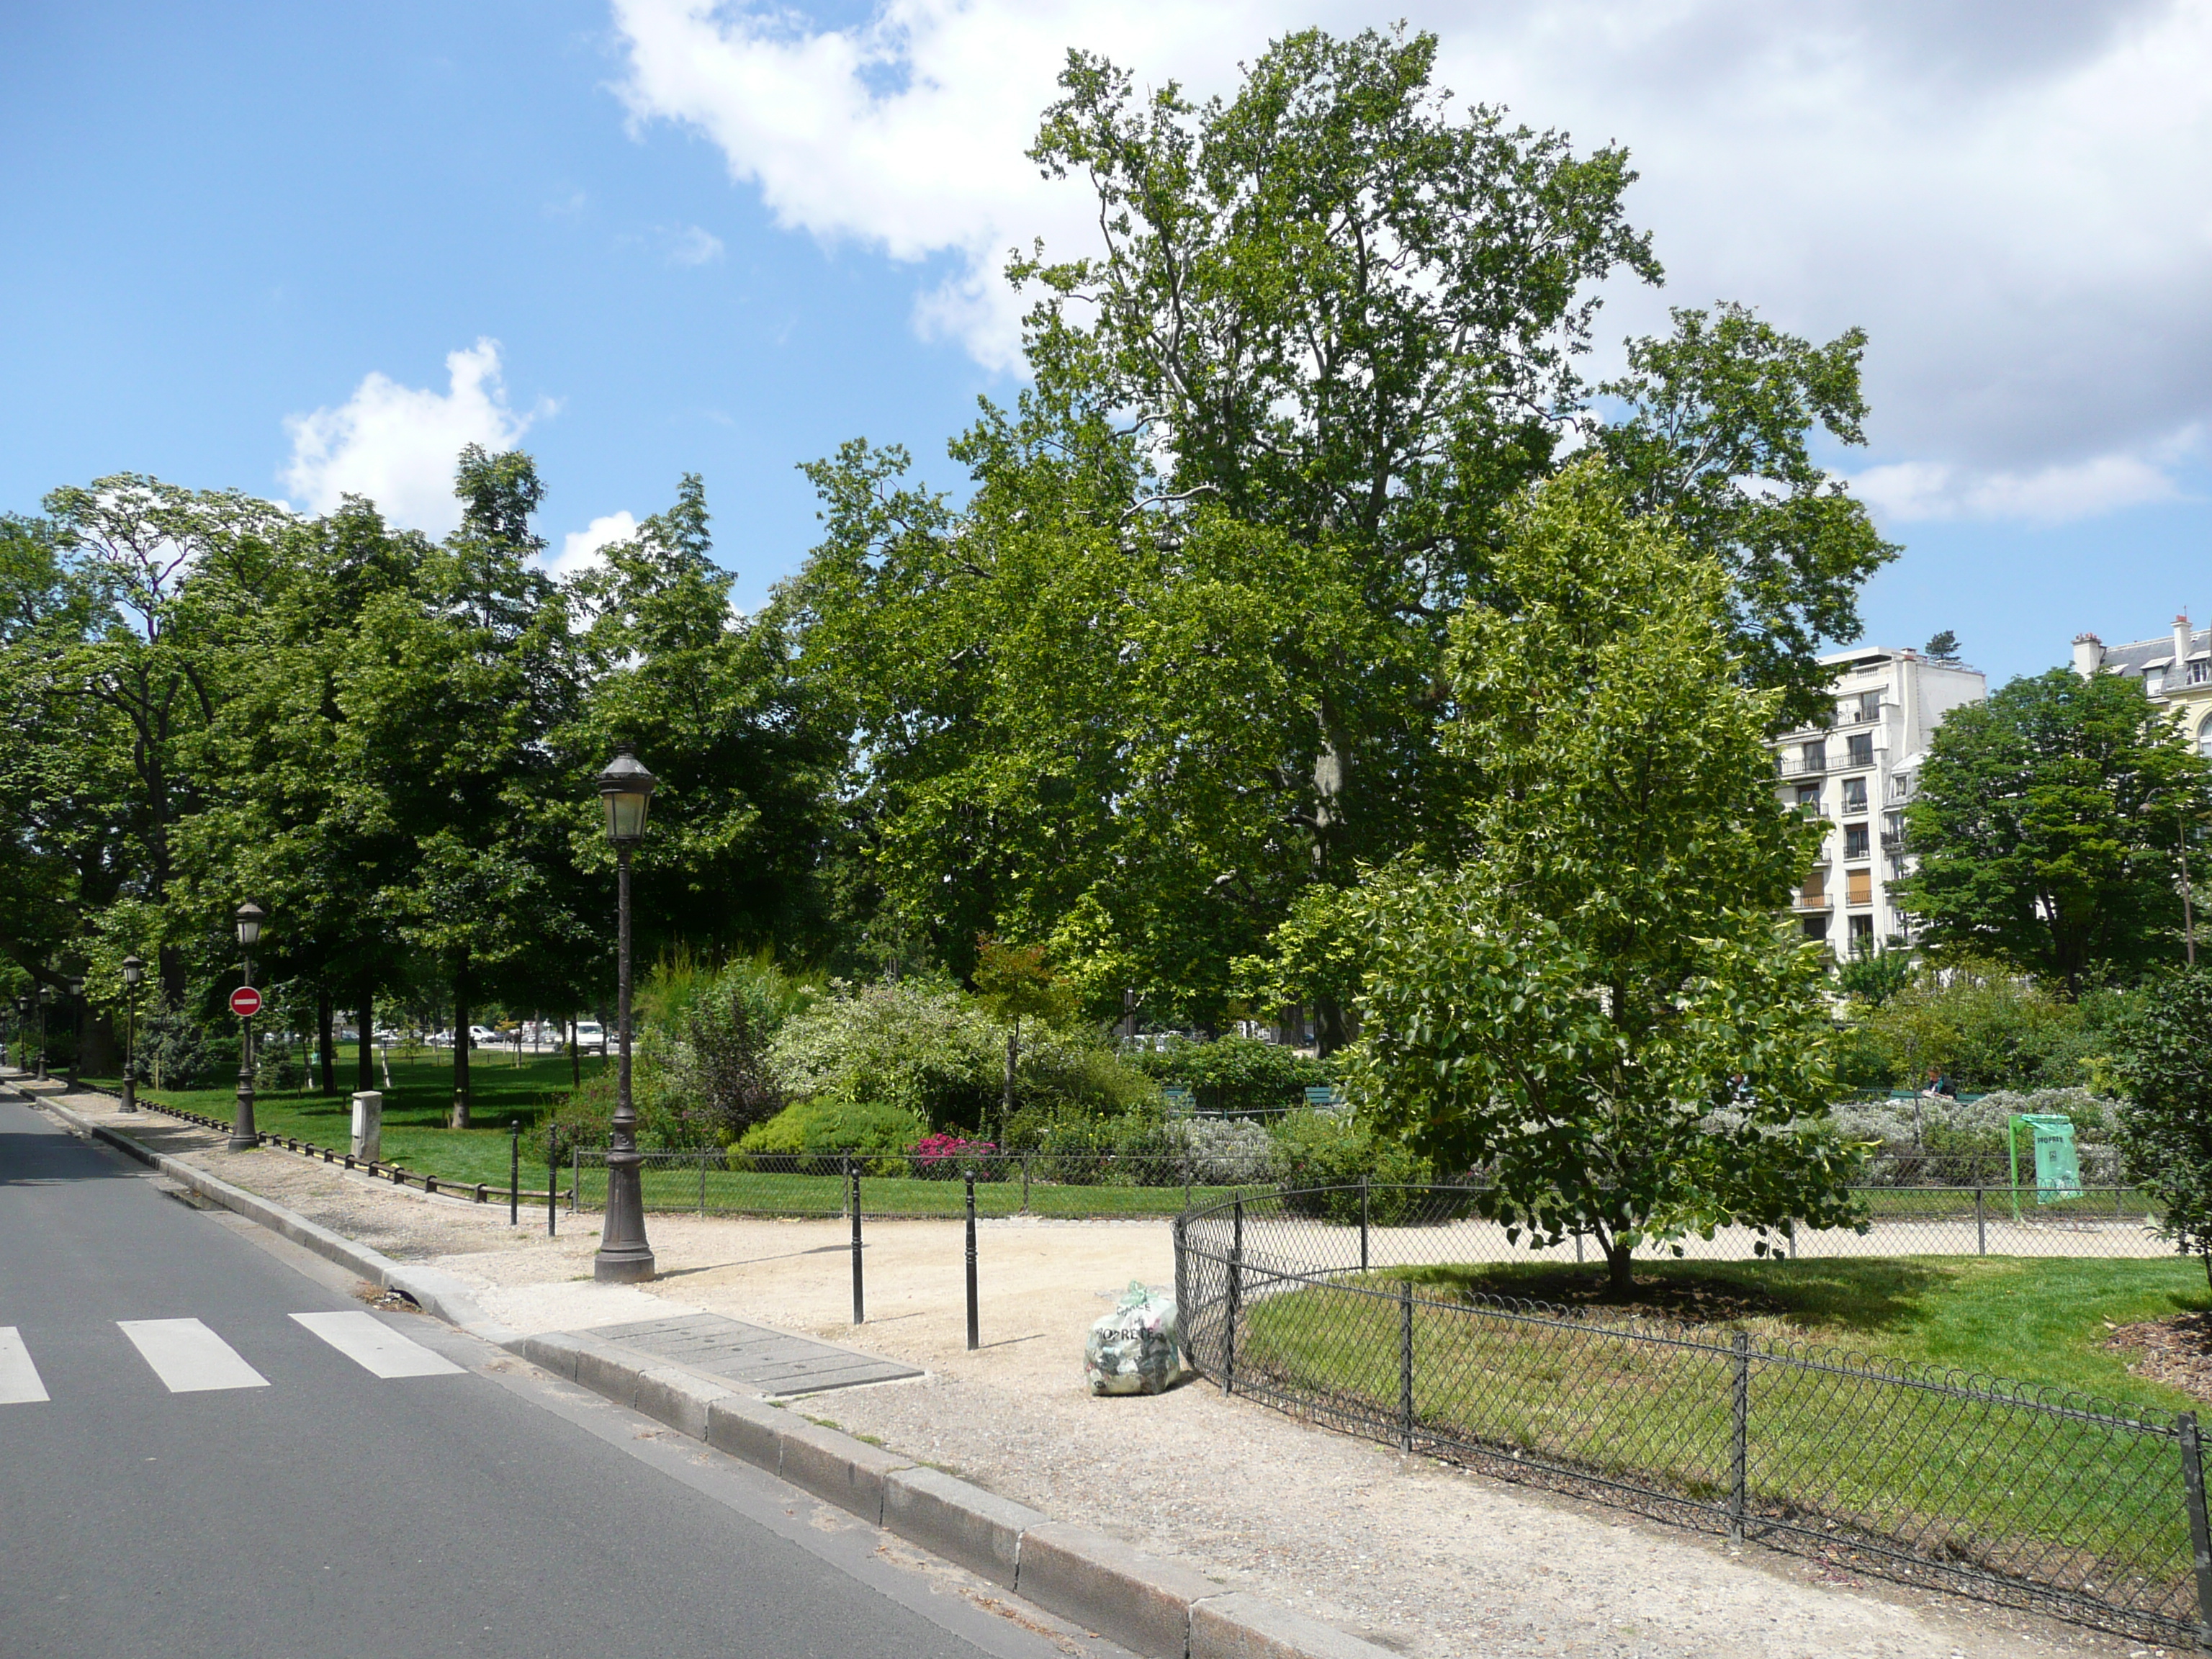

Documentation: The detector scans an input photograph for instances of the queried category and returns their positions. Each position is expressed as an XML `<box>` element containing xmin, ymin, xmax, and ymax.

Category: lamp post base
<box><xmin>120</xmin><ymin>1079</ymin><xmax>136</xmax><ymax>1112</ymax></box>
<box><xmin>593</xmin><ymin>1244</ymin><xmax>657</xmax><ymax>1283</ymax></box>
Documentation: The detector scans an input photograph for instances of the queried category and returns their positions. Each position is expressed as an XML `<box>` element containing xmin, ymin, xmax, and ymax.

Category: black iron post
<box><xmin>593</xmin><ymin>747</ymin><xmax>657</xmax><ymax>1284</ymax></box>
<box><xmin>547</xmin><ymin>1123</ymin><xmax>558</xmax><ymax>1237</ymax></box>
<box><xmin>228</xmin><ymin>904</ymin><xmax>264</xmax><ymax>1152</ymax></box>
<box><xmin>1226</xmin><ymin>1198</ymin><xmax>1244</xmax><ymax>1395</ymax></box>
<box><xmin>964</xmin><ymin>1169</ymin><xmax>979</xmax><ymax>1351</ymax></box>
<box><xmin>35</xmin><ymin>984</ymin><xmax>50</xmax><ymax>1080</ymax></box>
<box><xmin>849</xmin><ymin>1158</ymin><xmax>864</xmax><ymax>1325</ymax></box>
<box><xmin>1728</xmin><ymin>1330</ymin><xmax>1751</xmax><ymax>1546</ymax></box>
<box><xmin>2178</xmin><ymin>1411</ymin><xmax>2212</xmax><ymax>1650</ymax></box>
<box><xmin>1398</xmin><ymin>1280</ymin><xmax>1414</xmax><ymax>1452</ymax></box>
<box><xmin>1359</xmin><ymin>1175</ymin><xmax>1370</xmax><ymax>1272</ymax></box>
<box><xmin>66</xmin><ymin>975</ymin><xmax>84</xmax><ymax>1090</ymax></box>
<box><xmin>509</xmin><ymin>1118</ymin><xmax>521</xmax><ymax>1226</ymax></box>
<box><xmin>120</xmin><ymin>955</ymin><xmax>143</xmax><ymax>1112</ymax></box>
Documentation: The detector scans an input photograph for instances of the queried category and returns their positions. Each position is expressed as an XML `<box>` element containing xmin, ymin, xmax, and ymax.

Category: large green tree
<box><xmin>794</xmin><ymin>25</ymin><xmax>1893</xmax><ymax>1035</ymax></box>
<box><xmin>1895</xmin><ymin>667</ymin><xmax>2212</xmax><ymax>994</ymax></box>
<box><xmin>1355</xmin><ymin>462</ymin><xmax>1861</xmax><ymax>1295</ymax></box>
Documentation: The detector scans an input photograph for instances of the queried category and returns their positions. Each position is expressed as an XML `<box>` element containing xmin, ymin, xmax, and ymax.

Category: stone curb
<box><xmin>12</xmin><ymin>1079</ymin><xmax>1393</xmax><ymax>1659</ymax></box>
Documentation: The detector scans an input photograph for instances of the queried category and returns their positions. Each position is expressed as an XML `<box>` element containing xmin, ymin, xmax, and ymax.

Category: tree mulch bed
<box><xmin>2105</xmin><ymin>1310</ymin><xmax>2212</xmax><ymax>1404</ymax></box>
<box><xmin>1455</xmin><ymin>1268</ymin><xmax>1792</xmax><ymax>1326</ymax></box>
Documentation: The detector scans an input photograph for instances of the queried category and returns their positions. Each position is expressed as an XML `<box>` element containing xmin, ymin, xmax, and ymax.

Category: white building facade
<box><xmin>2070</xmin><ymin>613</ymin><xmax>2212</xmax><ymax>757</ymax></box>
<box><xmin>1771</xmin><ymin>648</ymin><xmax>1987</xmax><ymax>963</ymax></box>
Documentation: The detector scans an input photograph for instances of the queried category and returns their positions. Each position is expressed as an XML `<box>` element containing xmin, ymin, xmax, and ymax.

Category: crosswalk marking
<box><xmin>116</xmin><ymin>1318</ymin><xmax>270</xmax><ymax>1393</ymax></box>
<box><xmin>0</xmin><ymin>1326</ymin><xmax>48</xmax><ymax>1403</ymax></box>
<box><xmin>291</xmin><ymin>1311</ymin><xmax>464</xmax><ymax>1378</ymax></box>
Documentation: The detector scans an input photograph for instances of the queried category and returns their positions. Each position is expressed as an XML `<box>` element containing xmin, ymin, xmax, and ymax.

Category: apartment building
<box><xmin>1771</xmin><ymin>647</ymin><xmax>1987</xmax><ymax>962</ymax></box>
<box><xmin>2070</xmin><ymin>613</ymin><xmax>2212</xmax><ymax>757</ymax></box>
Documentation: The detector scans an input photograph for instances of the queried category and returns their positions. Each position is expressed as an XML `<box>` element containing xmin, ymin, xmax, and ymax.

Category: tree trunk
<box><xmin>316</xmin><ymin>993</ymin><xmax>336</xmax><ymax>1095</ymax></box>
<box><xmin>451</xmin><ymin>971</ymin><xmax>472</xmax><ymax>1129</ymax></box>
<box><xmin>1604</xmin><ymin>1240</ymin><xmax>1635</xmax><ymax>1300</ymax></box>
<box><xmin>356</xmin><ymin>987</ymin><xmax>374</xmax><ymax>1095</ymax></box>
<box><xmin>1312</xmin><ymin>995</ymin><xmax>1352</xmax><ymax>1058</ymax></box>
<box><xmin>569</xmin><ymin>1016</ymin><xmax>580</xmax><ymax>1087</ymax></box>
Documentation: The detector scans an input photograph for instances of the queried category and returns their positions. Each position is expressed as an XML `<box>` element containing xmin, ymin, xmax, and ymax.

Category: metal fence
<box><xmin>567</xmin><ymin>1149</ymin><xmax>1270</xmax><ymax>1220</ymax></box>
<box><xmin>1174</xmin><ymin>1184</ymin><xmax>2210</xmax><ymax>1647</ymax></box>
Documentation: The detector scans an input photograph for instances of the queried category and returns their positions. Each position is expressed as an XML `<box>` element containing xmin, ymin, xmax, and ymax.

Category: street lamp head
<box><xmin>597</xmin><ymin>745</ymin><xmax>657</xmax><ymax>846</ymax></box>
<box><xmin>122</xmin><ymin>954</ymin><xmax>144</xmax><ymax>988</ymax></box>
<box><xmin>37</xmin><ymin>983</ymin><xmax>53</xmax><ymax>1005</ymax></box>
<box><xmin>68</xmin><ymin>976</ymin><xmax>85</xmax><ymax>997</ymax></box>
<box><xmin>235</xmin><ymin>901</ymin><xmax>266</xmax><ymax>948</ymax></box>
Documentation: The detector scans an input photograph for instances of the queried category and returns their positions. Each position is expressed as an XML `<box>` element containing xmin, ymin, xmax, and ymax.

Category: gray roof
<box><xmin>2101</xmin><ymin>626</ymin><xmax>2210</xmax><ymax>675</ymax></box>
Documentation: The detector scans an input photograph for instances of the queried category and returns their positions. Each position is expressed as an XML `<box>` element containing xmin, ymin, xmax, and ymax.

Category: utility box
<box><xmin>351</xmin><ymin>1091</ymin><xmax>383</xmax><ymax>1164</ymax></box>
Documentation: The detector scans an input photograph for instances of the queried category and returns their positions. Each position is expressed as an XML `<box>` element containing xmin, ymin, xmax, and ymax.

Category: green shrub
<box><xmin>1269</xmin><ymin>1109</ymin><xmax>1433</xmax><ymax>1223</ymax></box>
<box><xmin>734</xmin><ymin>1091</ymin><xmax>925</xmax><ymax>1174</ymax></box>
<box><xmin>1138</xmin><ymin>1035</ymin><xmax>1334</xmax><ymax>1115</ymax></box>
<box><xmin>768</xmin><ymin>978</ymin><xmax>1001</xmax><ymax>1133</ymax></box>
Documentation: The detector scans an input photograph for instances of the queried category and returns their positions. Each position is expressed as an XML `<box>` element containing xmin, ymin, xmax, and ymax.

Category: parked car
<box><xmin>467</xmin><ymin>1024</ymin><xmax>500</xmax><ymax>1047</ymax></box>
<box><xmin>572</xmin><ymin>1020</ymin><xmax>607</xmax><ymax>1055</ymax></box>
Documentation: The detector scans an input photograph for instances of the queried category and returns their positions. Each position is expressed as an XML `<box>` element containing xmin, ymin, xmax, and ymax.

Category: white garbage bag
<box><xmin>1086</xmin><ymin>1280</ymin><xmax>1187</xmax><ymax>1395</ymax></box>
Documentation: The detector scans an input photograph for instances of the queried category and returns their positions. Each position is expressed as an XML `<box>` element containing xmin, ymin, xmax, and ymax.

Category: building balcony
<box><xmin>1776</xmin><ymin>753</ymin><xmax>1827</xmax><ymax>778</ymax></box>
<box><xmin>1794</xmin><ymin>894</ymin><xmax>1832</xmax><ymax>912</ymax></box>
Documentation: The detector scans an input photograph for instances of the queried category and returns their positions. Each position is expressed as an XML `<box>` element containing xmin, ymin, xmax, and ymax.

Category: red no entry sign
<box><xmin>229</xmin><ymin>986</ymin><xmax>263</xmax><ymax>1019</ymax></box>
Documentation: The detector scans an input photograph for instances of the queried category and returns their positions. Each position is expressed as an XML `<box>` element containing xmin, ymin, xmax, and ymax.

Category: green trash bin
<box><xmin>2008</xmin><ymin>1112</ymin><xmax>2084</xmax><ymax>1218</ymax></box>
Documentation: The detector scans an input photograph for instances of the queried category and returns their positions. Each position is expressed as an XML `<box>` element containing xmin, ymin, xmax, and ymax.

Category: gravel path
<box><xmin>40</xmin><ymin>1088</ymin><xmax>2175</xmax><ymax>1659</ymax></box>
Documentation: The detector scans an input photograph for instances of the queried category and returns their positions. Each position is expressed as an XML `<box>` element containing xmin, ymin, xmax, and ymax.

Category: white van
<box><xmin>572</xmin><ymin>1021</ymin><xmax>608</xmax><ymax>1055</ymax></box>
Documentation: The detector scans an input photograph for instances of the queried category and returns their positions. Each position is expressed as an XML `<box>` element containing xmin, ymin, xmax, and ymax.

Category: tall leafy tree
<box><xmin>1356</xmin><ymin>462</ymin><xmax>1859</xmax><ymax>1295</ymax></box>
<box><xmin>796</xmin><ymin>26</ymin><xmax>1894</xmax><ymax>1037</ymax></box>
<box><xmin>1895</xmin><ymin>668</ymin><xmax>2212</xmax><ymax>995</ymax></box>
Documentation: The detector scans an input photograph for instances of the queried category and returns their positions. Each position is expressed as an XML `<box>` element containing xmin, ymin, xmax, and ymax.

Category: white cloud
<box><xmin>282</xmin><ymin>340</ymin><xmax>544</xmax><ymax>535</ymax></box>
<box><xmin>548</xmin><ymin>510</ymin><xmax>639</xmax><ymax>582</ymax></box>
<box><xmin>664</xmin><ymin>223</ymin><xmax>726</xmax><ymax>265</ymax></box>
<box><xmin>609</xmin><ymin>0</ymin><xmax>2212</xmax><ymax>516</ymax></box>
<box><xmin>1854</xmin><ymin>453</ymin><xmax>2186</xmax><ymax>523</ymax></box>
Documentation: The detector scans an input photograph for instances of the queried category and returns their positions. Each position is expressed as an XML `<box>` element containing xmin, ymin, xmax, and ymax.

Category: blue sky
<box><xmin>4</xmin><ymin>0</ymin><xmax>2208</xmax><ymax>684</ymax></box>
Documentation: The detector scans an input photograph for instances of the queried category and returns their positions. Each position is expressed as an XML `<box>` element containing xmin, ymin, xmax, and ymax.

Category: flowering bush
<box><xmin>909</xmin><ymin>1132</ymin><xmax>999</xmax><ymax>1178</ymax></box>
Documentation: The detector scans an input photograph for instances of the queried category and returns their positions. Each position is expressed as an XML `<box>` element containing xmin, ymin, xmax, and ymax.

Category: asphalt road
<box><xmin>0</xmin><ymin>1095</ymin><xmax>1100</xmax><ymax>1659</ymax></box>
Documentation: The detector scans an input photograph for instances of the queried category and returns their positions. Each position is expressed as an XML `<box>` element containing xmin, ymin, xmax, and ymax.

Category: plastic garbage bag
<box><xmin>1086</xmin><ymin>1280</ymin><xmax>1187</xmax><ymax>1396</ymax></box>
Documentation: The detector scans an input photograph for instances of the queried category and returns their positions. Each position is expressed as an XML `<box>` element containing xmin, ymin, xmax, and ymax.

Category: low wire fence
<box><xmin>1174</xmin><ymin>1184</ymin><xmax>2210</xmax><ymax>1647</ymax></box>
<box><xmin>569</xmin><ymin>1148</ymin><xmax>1262</xmax><ymax>1220</ymax></box>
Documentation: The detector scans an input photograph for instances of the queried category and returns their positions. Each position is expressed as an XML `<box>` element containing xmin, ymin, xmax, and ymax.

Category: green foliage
<box><xmin>1896</xmin><ymin>667</ymin><xmax>2212</xmax><ymax>992</ymax></box>
<box><xmin>734</xmin><ymin>1092</ymin><xmax>927</xmax><ymax>1171</ymax></box>
<box><xmin>637</xmin><ymin>949</ymin><xmax>819</xmax><ymax>1144</ymax></box>
<box><xmin>768</xmin><ymin>977</ymin><xmax>1003</xmax><ymax>1132</ymax></box>
<box><xmin>2114</xmin><ymin>969</ymin><xmax>2212</xmax><ymax>1277</ymax></box>
<box><xmin>1924</xmin><ymin>629</ymin><xmax>1960</xmax><ymax>660</ymax></box>
<box><xmin>1840</xmin><ymin>959</ymin><xmax>2136</xmax><ymax>1092</ymax></box>
<box><xmin>1835</xmin><ymin>945</ymin><xmax>1915</xmax><ymax>1007</ymax></box>
<box><xmin>1136</xmin><ymin>1035</ymin><xmax>1332</xmax><ymax>1115</ymax></box>
<box><xmin>1354</xmin><ymin>464</ymin><xmax>1861</xmax><ymax>1289</ymax></box>
<box><xmin>1269</xmin><ymin>1110</ymin><xmax>1433</xmax><ymax>1223</ymax></box>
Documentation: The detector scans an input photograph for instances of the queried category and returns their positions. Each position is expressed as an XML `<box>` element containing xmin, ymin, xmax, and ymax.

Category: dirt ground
<box><xmin>30</xmin><ymin>1086</ymin><xmax>2182</xmax><ymax>1659</ymax></box>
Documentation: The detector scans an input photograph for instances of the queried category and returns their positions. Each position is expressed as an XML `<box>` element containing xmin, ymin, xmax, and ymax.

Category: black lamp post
<box><xmin>35</xmin><ymin>984</ymin><xmax>51</xmax><ymax>1081</ymax></box>
<box><xmin>12</xmin><ymin>995</ymin><xmax>27</xmax><ymax>1074</ymax></box>
<box><xmin>121</xmin><ymin>955</ymin><xmax>145</xmax><ymax>1112</ymax></box>
<box><xmin>229</xmin><ymin>903</ymin><xmax>265</xmax><ymax>1152</ymax></box>
<box><xmin>66</xmin><ymin>974</ymin><xmax>85</xmax><ymax>1090</ymax></box>
<box><xmin>593</xmin><ymin>745</ymin><xmax>657</xmax><ymax>1284</ymax></box>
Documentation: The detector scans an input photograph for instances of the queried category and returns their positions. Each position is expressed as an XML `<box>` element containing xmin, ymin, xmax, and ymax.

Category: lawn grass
<box><xmin>1237</xmin><ymin>1256</ymin><xmax>2209</xmax><ymax>1622</ymax></box>
<box><xmin>84</xmin><ymin>1043</ymin><xmax>598</xmax><ymax>1188</ymax></box>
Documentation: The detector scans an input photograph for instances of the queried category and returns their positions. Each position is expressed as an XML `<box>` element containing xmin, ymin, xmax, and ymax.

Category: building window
<box><xmin>2193</xmin><ymin>660</ymin><xmax>2211</xmax><ymax>686</ymax></box>
<box><xmin>1845</xmin><ymin>732</ymin><xmax>1874</xmax><ymax>768</ymax></box>
<box><xmin>2146</xmin><ymin>667</ymin><xmax>2167</xmax><ymax>696</ymax></box>
<box><xmin>2200</xmin><ymin>719</ymin><xmax>2212</xmax><ymax>760</ymax></box>
<box><xmin>1848</xmin><ymin>914</ymin><xmax>1874</xmax><ymax>951</ymax></box>
<box><xmin>1844</xmin><ymin>823</ymin><xmax>1870</xmax><ymax>859</ymax></box>
<box><xmin>1794</xmin><ymin>783</ymin><xmax>1821</xmax><ymax>815</ymax></box>
<box><xmin>1846</xmin><ymin>869</ymin><xmax>1874</xmax><ymax>907</ymax></box>
<box><xmin>1802</xmin><ymin>914</ymin><xmax>1830</xmax><ymax>941</ymax></box>
<box><xmin>1799</xmin><ymin>740</ymin><xmax>1825</xmax><ymax>774</ymax></box>
<box><xmin>1799</xmin><ymin>873</ymin><xmax>1826</xmax><ymax>908</ymax></box>
<box><xmin>1856</xmin><ymin>691</ymin><xmax>1881</xmax><ymax>722</ymax></box>
<box><xmin>1842</xmin><ymin>777</ymin><xmax>1869</xmax><ymax>813</ymax></box>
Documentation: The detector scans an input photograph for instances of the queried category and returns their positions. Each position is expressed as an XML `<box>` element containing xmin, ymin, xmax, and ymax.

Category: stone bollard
<box><xmin>350</xmin><ymin>1091</ymin><xmax>383</xmax><ymax>1164</ymax></box>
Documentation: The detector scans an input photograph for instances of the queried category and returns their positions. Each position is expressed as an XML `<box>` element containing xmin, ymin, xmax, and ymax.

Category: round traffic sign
<box><xmin>229</xmin><ymin>986</ymin><xmax>263</xmax><ymax>1019</ymax></box>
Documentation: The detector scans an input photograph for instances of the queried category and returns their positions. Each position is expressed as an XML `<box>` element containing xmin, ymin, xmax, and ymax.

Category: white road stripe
<box><xmin>117</xmin><ymin>1318</ymin><xmax>269</xmax><ymax>1393</ymax></box>
<box><xmin>290</xmin><ymin>1311</ymin><xmax>464</xmax><ymax>1379</ymax></box>
<box><xmin>0</xmin><ymin>1327</ymin><xmax>48</xmax><ymax>1403</ymax></box>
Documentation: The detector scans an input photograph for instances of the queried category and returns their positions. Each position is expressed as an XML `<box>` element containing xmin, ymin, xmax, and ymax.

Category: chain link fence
<box><xmin>1174</xmin><ymin>1184</ymin><xmax>2210</xmax><ymax>1647</ymax></box>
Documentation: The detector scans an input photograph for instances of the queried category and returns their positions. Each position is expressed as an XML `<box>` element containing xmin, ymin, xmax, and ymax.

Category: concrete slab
<box><xmin>580</xmin><ymin>1311</ymin><xmax>922</xmax><ymax>1397</ymax></box>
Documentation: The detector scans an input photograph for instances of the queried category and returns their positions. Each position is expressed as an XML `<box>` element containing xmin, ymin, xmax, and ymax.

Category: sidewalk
<box><xmin>13</xmin><ymin>1076</ymin><xmax>2160</xmax><ymax>1659</ymax></box>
